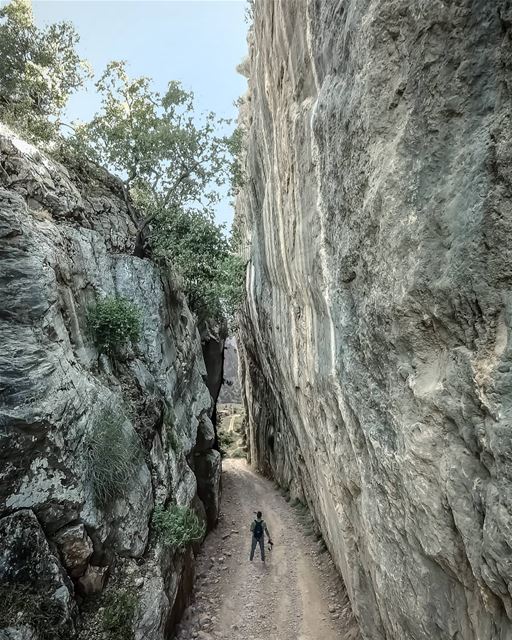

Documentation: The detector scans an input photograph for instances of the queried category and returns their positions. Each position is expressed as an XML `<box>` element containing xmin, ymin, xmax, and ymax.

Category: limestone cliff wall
<box><xmin>0</xmin><ymin>125</ymin><xmax>221</xmax><ymax>639</ymax></box>
<box><xmin>238</xmin><ymin>1</ymin><xmax>512</xmax><ymax>639</ymax></box>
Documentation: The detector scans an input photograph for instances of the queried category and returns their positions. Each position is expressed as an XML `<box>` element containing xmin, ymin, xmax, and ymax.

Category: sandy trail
<box><xmin>175</xmin><ymin>459</ymin><xmax>358</xmax><ymax>640</ymax></box>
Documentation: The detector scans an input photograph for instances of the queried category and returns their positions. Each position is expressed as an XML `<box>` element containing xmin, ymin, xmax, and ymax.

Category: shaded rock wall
<box><xmin>0</xmin><ymin>125</ymin><xmax>221</xmax><ymax>639</ymax></box>
<box><xmin>218</xmin><ymin>336</ymin><xmax>242</xmax><ymax>404</ymax></box>
<box><xmin>238</xmin><ymin>1</ymin><xmax>512</xmax><ymax>639</ymax></box>
<box><xmin>201</xmin><ymin>323</ymin><xmax>227</xmax><ymax>433</ymax></box>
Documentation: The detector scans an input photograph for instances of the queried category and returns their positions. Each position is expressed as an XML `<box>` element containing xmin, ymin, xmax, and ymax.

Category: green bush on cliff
<box><xmin>149</xmin><ymin>206</ymin><xmax>245</xmax><ymax>324</ymax></box>
<box><xmin>152</xmin><ymin>505</ymin><xmax>205</xmax><ymax>551</ymax></box>
<box><xmin>1</xmin><ymin>1</ymin><xmax>246</xmax><ymax>325</ymax></box>
<box><xmin>87</xmin><ymin>296</ymin><xmax>141</xmax><ymax>354</ymax></box>
<box><xmin>86</xmin><ymin>409</ymin><xmax>142</xmax><ymax>507</ymax></box>
<box><xmin>78</xmin><ymin>60</ymin><xmax>245</xmax><ymax>324</ymax></box>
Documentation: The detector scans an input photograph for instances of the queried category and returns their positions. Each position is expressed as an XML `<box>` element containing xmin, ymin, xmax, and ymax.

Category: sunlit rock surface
<box><xmin>238</xmin><ymin>2</ymin><xmax>512</xmax><ymax>638</ymax></box>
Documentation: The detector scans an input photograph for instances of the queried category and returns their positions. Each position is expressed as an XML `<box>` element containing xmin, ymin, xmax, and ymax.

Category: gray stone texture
<box><xmin>0</xmin><ymin>510</ymin><xmax>76</xmax><ymax>636</ymax></box>
<box><xmin>238</xmin><ymin>2</ymin><xmax>512</xmax><ymax>639</ymax></box>
<box><xmin>218</xmin><ymin>336</ymin><xmax>242</xmax><ymax>404</ymax></box>
<box><xmin>0</xmin><ymin>124</ymin><xmax>221</xmax><ymax>638</ymax></box>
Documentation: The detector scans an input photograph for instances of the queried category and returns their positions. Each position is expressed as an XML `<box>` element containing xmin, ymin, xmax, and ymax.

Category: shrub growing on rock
<box><xmin>85</xmin><ymin>409</ymin><xmax>142</xmax><ymax>507</ymax></box>
<box><xmin>152</xmin><ymin>505</ymin><xmax>205</xmax><ymax>551</ymax></box>
<box><xmin>87</xmin><ymin>296</ymin><xmax>141</xmax><ymax>354</ymax></box>
<box><xmin>77</xmin><ymin>61</ymin><xmax>245</xmax><ymax>324</ymax></box>
<box><xmin>101</xmin><ymin>589</ymin><xmax>136</xmax><ymax>640</ymax></box>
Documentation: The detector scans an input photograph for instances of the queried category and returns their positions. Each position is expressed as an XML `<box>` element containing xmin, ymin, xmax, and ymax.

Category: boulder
<box><xmin>0</xmin><ymin>510</ymin><xmax>75</xmax><ymax>636</ymax></box>
<box><xmin>53</xmin><ymin>524</ymin><xmax>93</xmax><ymax>578</ymax></box>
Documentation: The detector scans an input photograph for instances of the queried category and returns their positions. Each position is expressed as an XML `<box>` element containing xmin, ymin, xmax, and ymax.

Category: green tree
<box><xmin>80</xmin><ymin>61</ymin><xmax>245</xmax><ymax>322</ymax></box>
<box><xmin>225</xmin><ymin>125</ymin><xmax>246</xmax><ymax>196</ymax></box>
<box><xmin>83</xmin><ymin>60</ymin><xmax>230</xmax><ymax>221</ymax></box>
<box><xmin>0</xmin><ymin>0</ymin><xmax>90</xmax><ymax>141</ymax></box>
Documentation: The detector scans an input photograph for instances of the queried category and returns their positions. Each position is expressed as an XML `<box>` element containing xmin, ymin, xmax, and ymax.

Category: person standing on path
<box><xmin>250</xmin><ymin>511</ymin><xmax>272</xmax><ymax>562</ymax></box>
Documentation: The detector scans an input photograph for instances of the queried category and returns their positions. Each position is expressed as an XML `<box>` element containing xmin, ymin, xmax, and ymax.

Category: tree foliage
<box><xmin>225</xmin><ymin>125</ymin><xmax>246</xmax><ymax>195</ymax></box>
<box><xmin>0</xmin><ymin>0</ymin><xmax>90</xmax><ymax>141</ymax></box>
<box><xmin>0</xmin><ymin>2</ymin><xmax>246</xmax><ymax>324</ymax></box>
<box><xmin>150</xmin><ymin>206</ymin><xmax>244</xmax><ymax>324</ymax></box>
<box><xmin>83</xmin><ymin>60</ymin><xmax>229</xmax><ymax>217</ymax></box>
<box><xmin>80</xmin><ymin>62</ymin><xmax>245</xmax><ymax>322</ymax></box>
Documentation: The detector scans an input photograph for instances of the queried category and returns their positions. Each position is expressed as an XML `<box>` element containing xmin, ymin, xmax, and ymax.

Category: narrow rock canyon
<box><xmin>3</xmin><ymin>1</ymin><xmax>512</xmax><ymax>639</ymax></box>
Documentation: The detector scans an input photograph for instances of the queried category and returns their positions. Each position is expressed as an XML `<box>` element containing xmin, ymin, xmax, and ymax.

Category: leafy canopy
<box><xmin>0</xmin><ymin>1</ymin><xmax>246</xmax><ymax>324</ymax></box>
<box><xmin>150</xmin><ymin>206</ymin><xmax>245</xmax><ymax>324</ymax></box>
<box><xmin>0</xmin><ymin>0</ymin><xmax>90</xmax><ymax>141</ymax></box>
<box><xmin>83</xmin><ymin>60</ymin><xmax>230</xmax><ymax>216</ymax></box>
<box><xmin>80</xmin><ymin>61</ymin><xmax>245</xmax><ymax>323</ymax></box>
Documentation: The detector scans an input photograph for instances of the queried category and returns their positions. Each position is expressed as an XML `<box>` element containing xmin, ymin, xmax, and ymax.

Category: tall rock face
<box><xmin>0</xmin><ymin>125</ymin><xmax>221</xmax><ymax>639</ymax></box>
<box><xmin>218</xmin><ymin>337</ymin><xmax>242</xmax><ymax>404</ymax></box>
<box><xmin>238</xmin><ymin>2</ymin><xmax>512</xmax><ymax>639</ymax></box>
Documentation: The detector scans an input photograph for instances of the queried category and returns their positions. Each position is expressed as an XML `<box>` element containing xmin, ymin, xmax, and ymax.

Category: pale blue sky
<box><xmin>30</xmin><ymin>0</ymin><xmax>249</xmax><ymax>227</ymax></box>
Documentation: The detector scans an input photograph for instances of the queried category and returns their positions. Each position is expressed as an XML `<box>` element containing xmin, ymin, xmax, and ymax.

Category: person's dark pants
<box><xmin>250</xmin><ymin>535</ymin><xmax>265</xmax><ymax>561</ymax></box>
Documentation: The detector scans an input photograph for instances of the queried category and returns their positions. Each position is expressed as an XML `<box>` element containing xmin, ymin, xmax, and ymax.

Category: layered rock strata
<box><xmin>238</xmin><ymin>1</ymin><xmax>512</xmax><ymax>639</ymax></box>
<box><xmin>0</xmin><ymin>125</ymin><xmax>221</xmax><ymax>639</ymax></box>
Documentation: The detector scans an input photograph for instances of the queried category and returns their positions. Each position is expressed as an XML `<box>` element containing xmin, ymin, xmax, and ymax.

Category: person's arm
<box><xmin>250</xmin><ymin>521</ymin><xmax>255</xmax><ymax>533</ymax></box>
<box><xmin>264</xmin><ymin>521</ymin><xmax>272</xmax><ymax>542</ymax></box>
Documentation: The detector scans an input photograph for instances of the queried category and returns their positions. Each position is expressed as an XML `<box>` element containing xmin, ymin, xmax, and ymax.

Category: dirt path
<box><xmin>175</xmin><ymin>459</ymin><xmax>359</xmax><ymax>640</ymax></box>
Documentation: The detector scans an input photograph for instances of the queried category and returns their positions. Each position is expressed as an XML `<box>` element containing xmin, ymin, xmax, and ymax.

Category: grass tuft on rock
<box><xmin>152</xmin><ymin>505</ymin><xmax>205</xmax><ymax>551</ymax></box>
<box><xmin>101</xmin><ymin>589</ymin><xmax>136</xmax><ymax>640</ymax></box>
<box><xmin>0</xmin><ymin>585</ymin><xmax>70</xmax><ymax>640</ymax></box>
<box><xmin>85</xmin><ymin>409</ymin><xmax>143</xmax><ymax>507</ymax></box>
